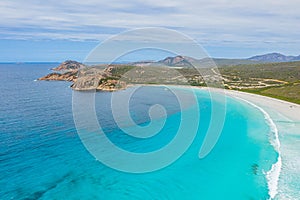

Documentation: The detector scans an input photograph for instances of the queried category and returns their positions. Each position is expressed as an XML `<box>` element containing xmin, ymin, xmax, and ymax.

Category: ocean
<box><xmin>0</xmin><ymin>63</ymin><xmax>299</xmax><ymax>199</ymax></box>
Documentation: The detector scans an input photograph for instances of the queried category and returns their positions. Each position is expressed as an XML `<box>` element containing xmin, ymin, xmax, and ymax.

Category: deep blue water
<box><xmin>0</xmin><ymin>63</ymin><xmax>278</xmax><ymax>199</ymax></box>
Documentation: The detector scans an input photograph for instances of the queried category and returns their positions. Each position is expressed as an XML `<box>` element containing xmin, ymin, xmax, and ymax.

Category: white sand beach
<box><xmin>177</xmin><ymin>85</ymin><xmax>300</xmax><ymax>121</ymax></box>
<box><xmin>218</xmin><ymin>89</ymin><xmax>300</xmax><ymax>122</ymax></box>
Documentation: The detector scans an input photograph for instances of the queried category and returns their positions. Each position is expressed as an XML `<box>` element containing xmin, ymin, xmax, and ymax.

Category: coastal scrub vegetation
<box><xmin>38</xmin><ymin>60</ymin><xmax>300</xmax><ymax>104</ymax></box>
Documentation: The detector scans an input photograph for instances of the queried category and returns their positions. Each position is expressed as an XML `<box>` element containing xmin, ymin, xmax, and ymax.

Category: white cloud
<box><xmin>0</xmin><ymin>0</ymin><xmax>299</xmax><ymax>48</ymax></box>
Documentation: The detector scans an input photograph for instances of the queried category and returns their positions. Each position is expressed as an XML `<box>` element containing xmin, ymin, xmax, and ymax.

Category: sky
<box><xmin>0</xmin><ymin>0</ymin><xmax>300</xmax><ymax>62</ymax></box>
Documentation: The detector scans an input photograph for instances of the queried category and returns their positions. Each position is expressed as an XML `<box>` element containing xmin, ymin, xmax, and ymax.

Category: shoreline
<box><xmin>127</xmin><ymin>84</ymin><xmax>293</xmax><ymax>199</ymax></box>
<box><xmin>185</xmin><ymin>86</ymin><xmax>292</xmax><ymax>200</ymax></box>
<box><xmin>129</xmin><ymin>84</ymin><xmax>300</xmax><ymax>122</ymax></box>
<box><xmin>230</xmin><ymin>94</ymin><xmax>282</xmax><ymax>199</ymax></box>
<box><xmin>70</xmin><ymin>81</ymin><xmax>300</xmax><ymax>122</ymax></box>
<box><xmin>219</xmin><ymin>88</ymin><xmax>300</xmax><ymax>122</ymax></box>
<box><xmin>176</xmin><ymin>85</ymin><xmax>300</xmax><ymax>199</ymax></box>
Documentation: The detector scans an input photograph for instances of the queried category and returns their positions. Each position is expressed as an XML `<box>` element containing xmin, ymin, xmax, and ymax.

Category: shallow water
<box><xmin>0</xmin><ymin>63</ymin><xmax>284</xmax><ymax>199</ymax></box>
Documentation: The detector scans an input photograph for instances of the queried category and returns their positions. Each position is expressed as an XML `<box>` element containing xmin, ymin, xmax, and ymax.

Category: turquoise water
<box><xmin>0</xmin><ymin>64</ymin><xmax>280</xmax><ymax>199</ymax></box>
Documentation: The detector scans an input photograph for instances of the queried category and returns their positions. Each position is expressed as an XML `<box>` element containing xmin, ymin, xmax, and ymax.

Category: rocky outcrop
<box><xmin>71</xmin><ymin>67</ymin><xmax>127</xmax><ymax>91</ymax></box>
<box><xmin>38</xmin><ymin>61</ymin><xmax>127</xmax><ymax>91</ymax></box>
<box><xmin>97</xmin><ymin>79</ymin><xmax>127</xmax><ymax>91</ymax></box>
<box><xmin>38</xmin><ymin>71</ymin><xmax>77</xmax><ymax>82</ymax></box>
<box><xmin>51</xmin><ymin>60</ymin><xmax>86</xmax><ymax>71</ymax></box>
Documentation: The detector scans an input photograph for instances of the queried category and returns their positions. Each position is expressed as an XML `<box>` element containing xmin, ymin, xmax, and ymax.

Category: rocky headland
<box><xmin>38</xmin><ymin>61</ymin><xmax>127</xmax><ymax>91</ymax></box>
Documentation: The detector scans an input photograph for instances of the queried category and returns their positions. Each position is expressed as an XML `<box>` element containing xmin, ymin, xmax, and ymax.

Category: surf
<box><xmin>233</xmin><ymin>96</ymin><xmax>282</xmax><ymax>200</ymax></box>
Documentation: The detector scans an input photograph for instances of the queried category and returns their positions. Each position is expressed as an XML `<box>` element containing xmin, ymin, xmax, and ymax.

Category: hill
<box><xmin>248</xmin><ymin>53</ymin><xmax>300</xmax><ymax>63</ymax></box>
<box><xmin>133</xmin><ymin>55</ymin><xmax>260</xmax><ymax>68</ymax></box>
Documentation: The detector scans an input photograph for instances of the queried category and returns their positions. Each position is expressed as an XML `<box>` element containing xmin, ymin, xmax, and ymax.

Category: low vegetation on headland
<box><xmin>38</xmin><ymin>56</ymin><xmax>300</xmax><ymax>104</ymax></box>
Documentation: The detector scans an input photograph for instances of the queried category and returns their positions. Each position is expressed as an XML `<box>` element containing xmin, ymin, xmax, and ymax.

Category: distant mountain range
<box><xmin>131</xmin><ymin>53</ymin><xmax>300</xmax><ymax>68</ymax></box>
<box><xmin>248</xmin><ymin>53</ymin><xmax>300</xmax><ymax>62</ymax></box>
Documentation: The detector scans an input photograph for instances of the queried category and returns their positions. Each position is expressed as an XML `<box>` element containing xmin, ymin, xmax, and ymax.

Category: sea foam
<box><xmin>233</xmin><ymin>96</ymin><xmax>281</xmax><ymax>200</ymax></box>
